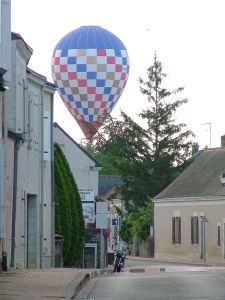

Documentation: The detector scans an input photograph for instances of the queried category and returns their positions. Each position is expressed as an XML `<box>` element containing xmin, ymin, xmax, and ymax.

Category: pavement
<box><xmin>0</xmin><ymin>267</ymin><xmax>105</xmax><ymax>300</ymax></box>
<box><xmin>0</xmin><ymin>256</ymin><xmax>224</xmax><ymax>300</ymax></box>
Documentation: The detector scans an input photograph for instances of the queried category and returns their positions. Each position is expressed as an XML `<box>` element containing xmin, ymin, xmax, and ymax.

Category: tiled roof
<box><xmin>154</xmin><ymin>148</ymin><xmax>225</xmax><ymax>199</ymax></box>
<box><xmin>98</xmin><ymin>175</ymin><xmax>123</xmax><ymax>196</ymax></box>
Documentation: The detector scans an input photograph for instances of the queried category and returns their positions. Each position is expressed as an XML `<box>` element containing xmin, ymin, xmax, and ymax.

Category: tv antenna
<box><xmin>201</xmin><ymin>122</ymin><xmax>211</xmax><ymax>148</ymax></box>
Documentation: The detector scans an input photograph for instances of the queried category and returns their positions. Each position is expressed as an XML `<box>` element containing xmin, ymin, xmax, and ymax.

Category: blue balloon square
<box><xmin>77</xmin><ymin>64</ymin><xmax>87</xmax><ymax>72</ymax></box>
<box><xmin>109</xmin><ymin>102</ymin><xmax>115</xmax><ymax>109</ymax></box>
<box><xmin>104</xmin><ymin>87</ymin><xmax>112</xmax><ymax>94</ymax></box>
<box><xmin>96</xmin><ymin>79</ymin><xmax>105</xmax><ymax>87</ymax></box>
<box><xmin>114</xmin><ymin>49</ymin><xmax>121</xmax><ymax>57</ymax></box>
<box><xmin>68</xmin><ymin>95</ymin><xmax>74</xmax><ymax>102</ymax></box>
<box><xmin>75</xmin><ymin>101</ymin><xmax>82</xmax><ymax>108</ymax></box>
<box><xmin>109</xmin><ymin>95</ymin><xmax>115</xmax><ymax>101</ymax></box>
<box><xmin>61</xmin><ymin>47</ymin><xmax>68</xmax><ymax>57</ymax></box>
<box><xmin>83</xmin><ymin>108</ymin><xmax>88</xmax><ymax>115</ymax></box>
<box><xmin>59</xmin><ymin>87</ymin><xmax>66</xmax><ymax>95</ymax></box>
<box><xmin>122</xmin><ymin>57</ymin><xmax>127</xmax><ymax>65</ymax></box>
<box><xmin>87</xmin><ymin>72</ymin><xmax>97</xmax><ymax>79</ymax></box>
<box><xmin>68</xmin><ymin>57</ymin><xmax>77</xmax><ymax>64</ymax></box>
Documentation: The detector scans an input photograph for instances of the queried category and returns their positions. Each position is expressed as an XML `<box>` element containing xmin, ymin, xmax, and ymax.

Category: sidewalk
<box><xmin>0</xmin><ymin>268</ymin><xmax>104</xmax><ymax>300</ymax></box>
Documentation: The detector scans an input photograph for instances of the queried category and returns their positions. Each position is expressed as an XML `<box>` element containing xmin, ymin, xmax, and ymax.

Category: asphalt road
<box><xmin>75</xmin><ymin>259</ymin><xmax>225</xmax><ymax>300</ymax></box>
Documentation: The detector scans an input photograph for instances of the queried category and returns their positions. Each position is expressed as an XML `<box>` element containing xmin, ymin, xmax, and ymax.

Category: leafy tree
<box><xmin>119</xmin><ymin>200</ymin><xmax>153</xmax><ymax>241</ymax></box>
<box><xmin>85</xmin><ymin>54</ymin><xmax>194</xmax><ymax>212</ymax></box>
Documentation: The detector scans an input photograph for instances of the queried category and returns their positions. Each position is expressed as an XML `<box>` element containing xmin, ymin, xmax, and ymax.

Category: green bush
<box><xmin>119</xmin><ymin>201</ymin><xmax>153</xmax><ymax>242</ymax></box>
<box><xmin>54</xmin><ymin>143</ymin><xmax>84</xmax><ymax>266</ymax></box>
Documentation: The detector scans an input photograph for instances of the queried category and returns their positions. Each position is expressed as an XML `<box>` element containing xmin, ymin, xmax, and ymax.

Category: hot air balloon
<box><xmin>51</xmin><ymin>26</ymin><xmax>129</xmax><ymax>139</ymax></box>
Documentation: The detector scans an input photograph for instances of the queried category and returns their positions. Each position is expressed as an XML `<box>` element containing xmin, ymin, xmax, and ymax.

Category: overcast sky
<box><xmin>11</xmin><ymin>0</ymin><xmax>225</xmax><ymax>148</ymax></box>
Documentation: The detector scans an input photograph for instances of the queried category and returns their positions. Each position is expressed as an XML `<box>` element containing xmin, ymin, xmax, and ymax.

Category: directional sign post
<box><xmin>200</xmin><ymin>215</ymin><xmax>208</xmax><ymax>262</ymax></box>
<box><xmin>112</xmin><ymin>218</ymin><xmax>119</xmax><ymax>226</ymax></box>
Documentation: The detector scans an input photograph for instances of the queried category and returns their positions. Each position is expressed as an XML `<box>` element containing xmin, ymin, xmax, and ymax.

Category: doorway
<box><xmin>83</xmin><ymin>243</ymin><xmax>97</xmax><ymax>268</ymax></box>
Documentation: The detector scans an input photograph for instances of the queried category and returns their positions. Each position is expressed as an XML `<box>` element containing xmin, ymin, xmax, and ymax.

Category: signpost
<box><xmin>200</xmin><ymin>215</ymin><xmax>208</xmax><ymax>262</ymax></box>
<box><xmin>79</xmin><ymin>189</ymin><xmax>95</xmax><ymax>226</ymax></box>
<box><xmin>112</xmin><ymin>218</ymin><xmax>119</xmax><ymax>226</ymax></box>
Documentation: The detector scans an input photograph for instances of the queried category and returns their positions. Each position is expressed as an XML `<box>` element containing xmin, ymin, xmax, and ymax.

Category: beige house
<box><xmin>4</xmin><ymin>32</ymin><xmax>55</xmax><ymax>269</ymax></box>
<box><xmin>153</xmin><ymin>146</ymin><xmax>225</xmax><ymax>265</ymax></box>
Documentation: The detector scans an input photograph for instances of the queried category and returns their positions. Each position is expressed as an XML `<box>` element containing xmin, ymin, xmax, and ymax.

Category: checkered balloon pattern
<box><xmin>51</xmin><ymin>26</ymin><xmax>129</xmax><ymax>139</ymax></box>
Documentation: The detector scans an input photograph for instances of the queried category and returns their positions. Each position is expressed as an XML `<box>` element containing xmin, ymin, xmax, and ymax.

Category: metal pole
<box><xmin>100</xmin><ymin>229</ymin><xmax>104</xmax><ymax>268</ymax></box>
<box><xmin>201</xmin><ymin>122</ymin><xmax>211</xmax><ymax>148</ymax></box>
<box><xmin>203</xmin><ymin>222</ymin><xmax>206</xmax><ymax>263</ymax></box>
<box><xmin>200</xmin><ymin>221</ymin><xmax>203</xmax><ymax>259</ymax></box>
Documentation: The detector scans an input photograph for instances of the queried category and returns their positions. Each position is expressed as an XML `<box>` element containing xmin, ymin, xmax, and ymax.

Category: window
<box><xmin>191</xmin><ymin>216</ymin><xmax>199</xmax><ymax>244</ymax></box>
<box><xmin>217</xmin><ymin>225</ymin><xmax>221</xmax><ymax>246</ymax></box>
<box><xmin>172</xmin><ymin>216</ymin><xmax>181</xmax><ymax>244</ymax></box>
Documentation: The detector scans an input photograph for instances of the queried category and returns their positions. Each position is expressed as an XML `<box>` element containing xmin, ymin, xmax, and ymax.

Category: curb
<box><xmin>68</xmin><ymin>269</ymin><xmax>105</xmax><ymax>300</ymax></box>
<box><xmin>127</xmin><ymin>256</ymin><xmax>213</xmax><ymax>267</ymax></box>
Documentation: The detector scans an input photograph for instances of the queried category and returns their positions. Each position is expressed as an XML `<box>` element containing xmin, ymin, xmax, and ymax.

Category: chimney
<box><xmin>221</xmin><ymin>135</ymin><xmax>225</xmax><ymax>148</ymax></box>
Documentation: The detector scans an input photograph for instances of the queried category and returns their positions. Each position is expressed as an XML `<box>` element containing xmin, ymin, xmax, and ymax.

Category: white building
<box><xmin>4</xmin><ymin>32</ymin><xmax>55</xmax><ymax>269</ymax></box>
<box><xmin>53</xmin><ymin>123</ymin><xmax>101</xmax><ymax>196</ymax></box>
<box><xmin>0</xmin><ymin>0</ymin><xmax>11</xmax><ymax>268</ymax></box>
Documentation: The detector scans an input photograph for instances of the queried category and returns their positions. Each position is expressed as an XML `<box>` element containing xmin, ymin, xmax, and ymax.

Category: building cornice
<box><xmin>153</xmin><ymin>195</ymin><xmax>225</xmax><ymax>205</ymax></box>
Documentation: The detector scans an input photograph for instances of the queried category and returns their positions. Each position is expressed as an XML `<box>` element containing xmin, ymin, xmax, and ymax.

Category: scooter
<box><xmin>113</xmin><ymin>251</ymin><xmax>124</xmax><ymax>272</ymax></box>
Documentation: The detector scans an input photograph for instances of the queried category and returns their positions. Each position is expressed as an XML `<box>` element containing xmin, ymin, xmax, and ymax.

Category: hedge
<box><xmin>54</xmin><ymin>143</ymin><xmax>85</xmax><ymax>266</ymax></box>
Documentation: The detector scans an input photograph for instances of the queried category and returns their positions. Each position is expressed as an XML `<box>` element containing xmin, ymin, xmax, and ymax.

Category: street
<box><xmin>75</xmin><ymin>258</ymin><xmax>225</xmax><ymax>300</ymax></box>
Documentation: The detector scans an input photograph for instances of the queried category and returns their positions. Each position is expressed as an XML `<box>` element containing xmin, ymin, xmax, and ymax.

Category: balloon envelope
<box><xmin>51</xmin><ymin>26</ymin><xmax>130</xmax><ymax>139</ymax></box>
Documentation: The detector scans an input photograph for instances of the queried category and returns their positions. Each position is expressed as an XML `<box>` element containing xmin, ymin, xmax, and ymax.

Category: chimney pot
<box><xmin>221</xmin><ymin>135</ymin><xmax>225</xmax><ymax>148</ymax></box>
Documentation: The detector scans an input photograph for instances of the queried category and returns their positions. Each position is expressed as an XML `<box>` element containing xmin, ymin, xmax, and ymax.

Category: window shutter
<box><xmin>191</xmin><ymin>216</ymin><xmax>194</xmax><ymax>244</ymax></box>
<box><xmin>178</xmin><ymin>217</ymin><xmax>181</xmax><ymax>244</ymax></box>
<box><xmin>172</xmin><ymin>217</ymin><xmax>175</xmax><ymax>244</ymax></box>
<box><xmin>217</xmin><ymin>226</ymin><xmax>221</xmax><ymax>246</ymax></box>
<box><xmin>196</xmin><ymin>217</ymin><xmax>199</xmax><ymax>244</ymax></box>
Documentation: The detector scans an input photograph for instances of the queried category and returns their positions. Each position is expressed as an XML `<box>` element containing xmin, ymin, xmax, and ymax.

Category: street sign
<box><xmin>79</xmin><ymin>189</ymin><xmax>95</xmax><ymax>225</ymax></box>
<box><xmin>112</xmin><ymin>218</ymin><xmax>119</xmax><ymax>226</ymax></box>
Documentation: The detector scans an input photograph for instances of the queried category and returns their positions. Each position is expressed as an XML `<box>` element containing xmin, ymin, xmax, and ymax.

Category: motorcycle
<box><xmin>113</xmin><ymin>250</ymin><xmax>124</xmax><ymax>273</ymax></box>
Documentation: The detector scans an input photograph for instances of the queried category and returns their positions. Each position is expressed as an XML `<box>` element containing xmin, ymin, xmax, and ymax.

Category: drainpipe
<box><xmin>40</xmin><ymin>85</ymin><xmax>45</xmax><ymax>268</ymax></box>
<box><xmin>10</xmin><ymin>135</ymin><xmax>22</xmax><ymax>268</ymax></box>
<box><xmin>50</xmin><ymin>94</ymin><xmax>55</xmax><ymax>267</ymax></box>
<box><xmin>0</xmin><ymin>90</ymin><xmax>6</xmax><ymax>270</ymax></box>
<box><xmin>0</xmin><ymin>69</ymin><xmax>8</xmax><ymax>270</ymax></box>
<box><xmin>10</xmin><ymin>78</ymin><xmax>26</xmax><ymax>269</ymax></box>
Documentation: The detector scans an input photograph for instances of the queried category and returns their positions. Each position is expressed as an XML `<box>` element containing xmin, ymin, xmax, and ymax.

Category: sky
<box><xmin>11</xmin><ymin>0</ymin><xmax>225</xmax><ymax>149</ymax></box>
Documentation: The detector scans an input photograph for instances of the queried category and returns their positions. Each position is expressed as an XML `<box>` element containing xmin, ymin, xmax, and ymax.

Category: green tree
<box><xmin>85</xmin><ymin>54</ymin><xmax>194</xmax><ymax>212</ymax></box>
<box><xmin>54</xmin><ymin>143</ymin><xmax>84</xmax><ymax>266</ymax></box>
<box><xmin>119</xmin><ymin>201</ymin><xmax>153</xmax><ymax>241</ymax></box>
